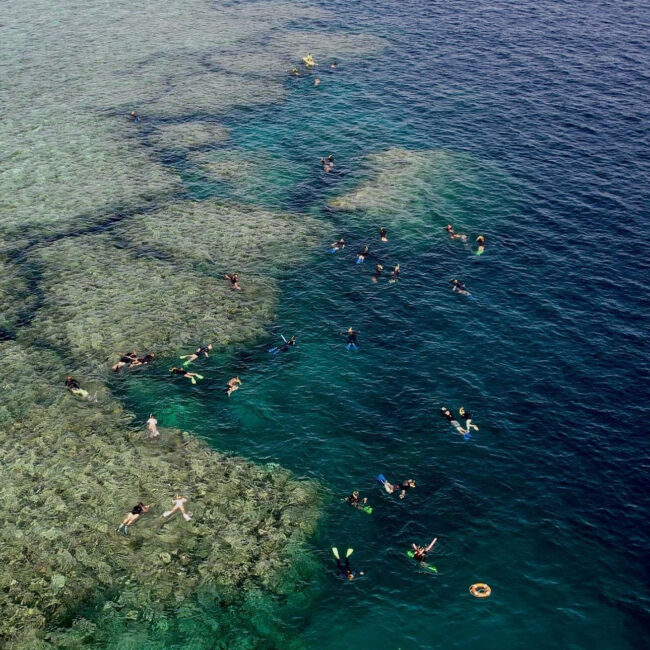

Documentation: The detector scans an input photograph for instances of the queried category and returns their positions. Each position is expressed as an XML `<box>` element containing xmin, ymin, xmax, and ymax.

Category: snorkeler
<box><xmin>330</xmin><ymin>61</ymin><xmax>338</xmax><ymax>69</ymax></box>
<box><xmin>146</xmin><ymin>414</ymin><xmax>160</xmax><ymax>438</ymax></box>
<box><xmin>226</xmin><ymin>376</ymin><xmax>242</xmax><ymax>397</ymax></box>
<box><xmin>321</xmin><ymin>155</ymin><xmax>334</xmax><ymax>173</ymax></box>
<box><xmin>169</xmin><ymin>367</ymin><xmax>204</xmax><ymax>384</ymax></box>
<box><xmin>332</xmin><ymin>547</ymin><xmax>363</xmax><ymax>581</ymax></box>
<box><xmin>314</xmin><ymin>77</ymin><xmax>321</xmax><ymax>86</ymax></box>
<box><xmin>112</xmin><ymin>350</ymin><xmax>138</xmax><ymax>371</ymax></box>
<box><xmin>130</xmin><ymin>352</ymin><xmax>155</xmax><ymax>367</ymax></box>
<box><xmin>269</xmin><ymin>334</ymin><xmax>296</xmax><ymax>354</ymax></box>
<box><xmin>441</xmin><ymin>406</ymin><xmax>468</xmax><ymax>435</ymax></box>
<box><xmin>459</xmin><ymin>406</ymin><xmax>479</xmax><ymax>432</ymax></box>
<box><xmin>380</xmin><ymin>227</ymin><xmax>388</xmax><ymax>242</ymax></box>
<box><xmin>162</xmin><ymin>494</ymin><xmax>192</xmax><ymax>521</ymax></box>
<box><xmin>303</xmin><ymin>53</ymin><xmax>316</xmax><ymax>67</ymax></box>
<box><xmin>117</xmin><ymin>501</ymin><xmax>150</xmax><ymax>536</ymax></box>
<box><xmin>290</xmin><ymin>67</ymin><xmax>300</xmax><ymax>76</ymax></box>
<box><xmin>356</xmin><ymin>245</ymin><xmax>369</xmax><ymax>264</ymax></box>
<box><xmin>377</xmin><ymin>475</ymin><xmax>416</xmax><ymax>499</ymax></box>
<box><xmin>341</xmin><ymin>327</ymin><xmax>359</xmax><ymax>351</ymax></box>
<box><xmin>452</xmin><ymin>279</ymin><xmax>471</xmax><ymax>296</ymax></box>
<box><xmin>388</xmin><ymin>263</ymin><xmax>400</xmax><ymax>283</ymax></box>
<box><xmin>128</xmin><ymin>110</ymin><xmax>140</xmax><ymax>123</ymax></box>
<box><xmin>65</xmin><ymin>376</ymin><xmax>89</xmax><ymax>399</ymax></box>
<box><xmin>330</xmin><ymin>237</ymin><xmax>345</xmax><ymax>253</ymax></box>
<box><xmin>476</xmin><ymin>235</ymin><xmax>485</xmax><ymax>255</ymax></box>
<box><xmin>224</xmin><ymin>273</ymin><xmax>242</xmax><ymax>290</ymax></box>
<box><xmin>372</xmin><ymin>264</ymin><xmax>384</xmax><ymax>283</ymax></box>
<box><xmin>445</xmin><ymin>224</ymin><xmax>468</xmax><ymax>242</ymax></box>
<box><xmin>180</xmin><ymin>344</ymin><xmax>213</xmax><ymax>366</ymax></box>
<box><xmin>346</xmin><ymin>491</ymin><xmax>368</xmax><ymax>509</ymax></box>
<box><xmin>411</xmin><ymin>537</ymin><xmax>438</xmax><ymax>562</ymax></box>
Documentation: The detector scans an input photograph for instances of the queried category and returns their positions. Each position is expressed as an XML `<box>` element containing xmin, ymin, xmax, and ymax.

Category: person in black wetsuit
<box><xmin>458</xmin><ymin>406</ymin><xmax>479</xmax><ymax>432</ymax></box>
<box><xmin>169</xmin><ymin>367</ymin><xmax>203</xmax><ymax>384</ymax></box>
<box><xmin>356</xmin><ymin>246</ymin><xmax>369</xmax><ymax>264</ymax></box>
<box><xmin>341</xmin><ymin>327</ymin><xmax>359</xmax><ymax>350</ymax></box>
<box><xmin>346</xmin><ymin>491</ymin><xmax>368</xmax><ymax>509</ymax></box>
<box><xmin>180</xmin><ymin>344</ymin><xmax>213</xmax><ymax>366</ymax></box>
<box><xmin>330</xmin><ymin>237</ymin><xmax>345</xmax><ymax>252</ymax></box>
<box><xmin>333</xmin><ymin>548</ymin><xmax>363</xmax><ymax>581</ymax></box>
<box><xmin>117</xmin><ymin>501</ymin><xmax>151</xmax><ymax>536</ymax></box>
<box><xmin>65</xmin><ymin>376</ymin><xmax>89</xmax><ymax>398</ymax></box>
<box><xmin>389</xmin><ymin>263</ymin><xmax>400</xmax><ymax>283</ymax></box>
<box><xmin>131</xmin><ymin>352</ymin><xmax>155</xmax><ymax>367</ymax></box>
<box><xmin>224</xmin><ymin>273</ymin><xmax>241</xmax><ymax>290</ymax></box>
<box><xmin>372</xmin><ymin>264</ymin><xmax>384</xmax><ymax>283</ymax></box>
<box><xmin>380</xmin><ymin>227</ymin><xmax>388</xmax><ymax>242</ymax></box>
<box><xmin>452</xmin><ymin>279</ymin><xmax>470</xmax><ymax>296</ymax></box>
<box><xmin>112</xmin><ymin>350</ymin><xmax>138</xmax><ymax>371</ymax></box>
<box><xmin>441</xmin><ymin>406</ymin><xmax>467</xmax><ymax>435</ymax></box>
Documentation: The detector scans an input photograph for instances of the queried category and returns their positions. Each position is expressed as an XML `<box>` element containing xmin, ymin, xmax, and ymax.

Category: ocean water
<box><xmin>3</xmin><ymin>0</ymin><xmax>650</xmax><ymax>648</ymax></box>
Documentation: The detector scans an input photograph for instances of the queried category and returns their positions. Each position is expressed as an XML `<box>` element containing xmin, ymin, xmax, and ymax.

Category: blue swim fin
<box><xmin>356</xmin><ymin>257</ymin><xmax>364</xmax><ymax>264</ymax></box>
<box><xmin>463</xmin><ymin>432</ymin><xmax>472</xmax><ymax>440</ymax></box>
<box><xmin>377</xmin><ymin>474</ymin><xmax>387</xmax><ymax>485</ymax></box>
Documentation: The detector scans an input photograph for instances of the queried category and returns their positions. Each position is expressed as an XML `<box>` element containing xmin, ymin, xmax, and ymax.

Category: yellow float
<box><xmin>469</xmin><ymin>583</ymin><xmax>491</xmax><ymax>598</ymax></box>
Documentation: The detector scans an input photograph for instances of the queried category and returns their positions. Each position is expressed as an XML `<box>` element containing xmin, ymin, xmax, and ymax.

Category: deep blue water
<box><xmin>123</xmin><ymin>1</ymin><xmax>650</xmax><ymax>647</ymax></box>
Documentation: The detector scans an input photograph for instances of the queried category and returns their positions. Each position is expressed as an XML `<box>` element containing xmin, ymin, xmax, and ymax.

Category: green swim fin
<box><xmin>190</xmin><ymin>377</ymin><xmax>196</xmax><ymax>384</ymax></box>
<box><xmin>195</xmin><ymin>374</ymin><xmax>204</xmax><ymax>380</ymax></box>
<box><xmin>346</xmin><ymin>548</ymin><xmax>354</xmax><ymax>558</ymax></box>
<box><xmin>331</xmin><ymin>547</ymin><xmax>339</xmax><ymax>560</ymax></box>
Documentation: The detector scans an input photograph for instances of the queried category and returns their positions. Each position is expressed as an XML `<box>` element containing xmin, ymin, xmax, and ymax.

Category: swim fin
<box><xmin>356</xmin><ymin>257</ymin><xmax>363</xmax><ymax>264</ymax></box>
<box><xmin>331</xmin><ymin>547</ymin><xmax>340</xmax><ymax>560</ymax></box>
<box><xmin>463</xmin><ymin>433</ymin><xmax>472</xmax><ymax>440</ymax></box>
<box><xmin>346</xmin><ymin>548</ymin><xmax>354</xmax><ymax>558</ymax></box>
<box><xmin>183</xmin><ymin>360</ymin><xmax>191</xmax><ymax>367</ymax></box>
<box><xmin>361</xmin><ymin>505</ymin><xmax>373</xmax><ymax>514</ymax></box>
<box><xmin>195</xmin><ymin>374</ymin><xmax>204</xmax><ymax>380</ymax></box>
<box><xmin>190</xmin><ymin>377</ymin><xmax>196</xmax><ymax>384</ymax></box>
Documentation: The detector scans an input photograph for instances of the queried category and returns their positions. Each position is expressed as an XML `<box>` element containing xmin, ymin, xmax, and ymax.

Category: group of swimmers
<box><xmin>116</xmin><ymin>494</ymin><xmax>191</xmax><ymax>536</ymax></box>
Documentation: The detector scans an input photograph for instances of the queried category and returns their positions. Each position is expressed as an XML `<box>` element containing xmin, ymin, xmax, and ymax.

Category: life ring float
<box><xmin>469</xmin><ymin>583</ymin><xmax>491</xmax><ymax>598</ymax></box>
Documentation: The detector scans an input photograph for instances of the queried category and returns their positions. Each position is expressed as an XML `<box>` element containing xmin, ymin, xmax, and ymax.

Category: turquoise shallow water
<box><xmin>114</xmin><ymin>1</ymin><xmax>650</xmax><ymax>648</ymax></box>
<box><xmin>4</xmin><ymin>0</ymin><xmax>649</xmax><ymax>647</ymax></box>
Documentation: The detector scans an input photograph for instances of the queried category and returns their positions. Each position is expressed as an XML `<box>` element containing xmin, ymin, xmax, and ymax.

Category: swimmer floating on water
<box><xmin>341</xmin><ymin>327</ymin><xmax>359</xmax><ymax>351</ymax></box>
<box><xmin>224</xmin><ymin>272</ymin><xmax>241</xmax><ymax>290</ymax></box>
<box><xmin>112</xmin><ymin>350</ymin><xmax>138</xmax><ymax>371</ymax></box>
<box><xmin>377</xmin><ymin>475</ymin><xmax>416</xmax><ymax>499</ymax></box>
<box><xmin>452</xmin><ymin>279</ymin><xmax>471</xmax><ymax>296</ymax></box>
<box><xmin>459</xmin><ymin>406</ymin><xmax>479</xmax><ymax>432</ymax></box>
<box><xmin>345</xmin><ymin>490</ymin><xmax>371</xmax><ymax>514</ymax></box>
<box><xmin>441</xmin><ymin>406</ymin><xmax>470</xmax><ymax>438</ymax></box>
<box><xmin>162</xmin><ymin>494</ymin><xmax>192</xmax><ymax>521</ymax></box>
<box><xmin>356</xmin><ymin>245</ymin><xmax>369</xmax><ymax>264</ymax></box>
<box><xmin>116</xmin><ymin>501</ymin><xmax>150</xmax><ymax>536</ymax></box>
<box><xmin>332</xmin><ymin>547</ymin><xmax>363</xmax><ymax>581</ymax></box>
<box><xmin>269</xmin><ymin>334</ymin><xmax>296</xmax><ymax>354</ymax></box>
<box><xmin>321</xmin><ymin>155</ymin><xmax>334</xmax><ymax>173</ymax></box>
<box><xmin>65</xmin><ymin>376</ymin><xmax>89</xmax><ymax>399</ymax></box>
<box><xmin>380</xmin><ymin>227</ymin><xmax>388</xmax><ymax>242</ymax></box>
<box><xmin>372</xmin><ymin>264</ymin><xmax>384</xmax><ymax>283</ymax></box>
<box><xmin>130</xmin><ymin>352</ymin><xmax>155</xmax><ymax>367</ymax></box>
<box><xmin>180</xmin><ymin>343</ymin><xmax>212</xmax><ymax>366</ymax></box>
<box><xmin>445</xmin><ymin>224</ymin><xmax>468</xmax><ymax>242</ymax></box>
<box><xmin>476</xmin><ymin>235</ymin><xmax>485</xmax><ymax>255</ymax></box>
<box><xmin>409</xmin><ymin>537</ymin><xmax>438</xmax><ymax>572</ymax></box>
<box><xmin>169</xmin><ymin>367</ymin><xmax>204</xmax><ymax>385</ymax></box>
<box><xmin>330</xmin><ymin>237</ymin><xmax>345</xmax><ymax>253</ymax></box>
<box><xmin>226</xmin><ymin>376</ymin><xmax>242</xmax><ymax>397</ymax></box>
<box><xmin>389</xmin><ymin>263</ymin><xmax>400</xmax><ymax>283</ymax></box>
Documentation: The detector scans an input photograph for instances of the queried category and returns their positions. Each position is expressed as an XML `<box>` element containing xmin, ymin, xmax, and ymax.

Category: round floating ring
<box><xmin>470</xmin><ymin>583</ymin><xmax>491</xmax><ymax>598</ymax></box>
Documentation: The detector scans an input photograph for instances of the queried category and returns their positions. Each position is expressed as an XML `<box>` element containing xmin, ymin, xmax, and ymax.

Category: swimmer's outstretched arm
<box><xmin>424</xmin><ymin>537</ymin><xmax>437</xmax><ymax>552</ymax></box>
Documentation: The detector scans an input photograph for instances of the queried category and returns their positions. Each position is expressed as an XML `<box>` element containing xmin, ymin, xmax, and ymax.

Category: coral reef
<box><xmin>328</xmin><ymin>148</ymin><xmax>510</xmax><ymax>239</ymax></box>
<box><xmin>0</xmin><ymin>261</ymin><xmax>36</xmax><ymax>335</ymax></box>
<box><xmin>0</xmin><ymin>341</ymin><xmax>321</xmax><ymax>649</ymax></box>
<box><xmin>147</xmin><ymin>122</ymin><xmax>230</xmax><ymax>152</ymax></box>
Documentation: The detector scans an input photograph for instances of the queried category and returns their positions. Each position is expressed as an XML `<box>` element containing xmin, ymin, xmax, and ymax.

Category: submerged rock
<box><xmin>148</xmin><ymin>121</ymin><xmax>230</xmax><ymax>151</ymax></box>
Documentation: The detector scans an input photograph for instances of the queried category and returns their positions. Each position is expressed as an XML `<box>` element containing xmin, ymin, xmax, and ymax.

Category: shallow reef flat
<box><xmin>0</xmin><ymin>261</ymin><xmax>36</xmax><ymax>336</ymax></box>
<box><xmin>328</xmin><ymin>148</ymin><xmax>510</xmax><ymax>240</ymax></box>
<box><xmin>21</xmin><ymin>232</ymin><xmax>276</xmax><ymax>373</ymax></box>
<box><xmin>147</xmin><ymin>121</ymin><xmax>230</xmax><ymax>152</ymax></box>
<box><xmin>115</xmin><ymin>199</ymin><xmax>327</xmax><ymax>276</ymax></box>
<box><xmin>0</xmin><ymin>341</ymin><xmax>320</xmax><ymax>649</ymax></box>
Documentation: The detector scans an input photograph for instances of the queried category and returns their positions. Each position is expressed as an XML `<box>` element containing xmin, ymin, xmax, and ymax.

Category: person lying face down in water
<box><xmin>224</xmin><ymin>273</ymin><xmax>241</xmax><ymax>290</ymax></box>
<box><xmin>459</xmin><ymin>406</ymin><xmax>479</xmax><ymax>432</ymax></box>
<box><xmin>452</xmin><ymin>278</ymin><xmax>470</xmax><ymax>296</ymax></box>
<box><xmin>412</xmin><ymin>537</ymin><xmax>437</xmax><ymax>562</ymax></box>
<box><xmin>146</xmin><ymin>414</ymin><xmax>160</xmax><ymax>438</ymax></box>
<box><xmin>379</xmin><ymin>227</ymin><xmax>388</xmax><ymax>242</ymax></box>
<box><xmin>356</xmin><ymin>246</ymin><xmax>369</xmax><ymax>264</ymax></box>
<box><xmin>131</xmin><ymin>352</ymin><xmax>155</xmax><ymax>367</ymax></box>
<box><xmin>321</xmin><ymin>154</ymin><xmax>335</xmax><ymax>172</ymax></box>
<box><xmin>341</xmin><ymin>327</ymin><xmax>360</xmax><ymax>350</ymax></box>
<box><xmin>332</xmin><ymin>547</ymin><xmax>363</xmax><ymax>581</ymax></box>
<box><xmin>112</xmin><ymin>350</ymin><xmax>138</xmax><ymax>371</ymax></box>
<box><xmin>441</xmin><ymin>406</ymin><xmax>468</xmax><ymax>435</ymax></box>
<box><xmin>226</xmin><ymin>376</ymin><xmax>242</xmax><ymax>397</ymax></box>
<box><xmin>116</xmin><ymin>501</ymin><xmax>150</xmax><ymax>536</ymax></box>
<box><xmin>330</xmin><ymin>237</ymin><xmax>345</xmax><ymax>252</ymax></box>
<box><xmin>162</xmin><ymin>494</ymin><xmax>192</xmax><ymax>521</ymax></box>
<box><xmin>169</xmin><ymin>367</ymin><xmax>203</xmax><ymax>384</ymax></box>
<box><xmin>180</xmin><ymin>343</ymin><xmax>212</xmax><ymax>366</ymax></box>
<box><xmin>65</xmin><ymin>376</ymin><xmax>89</xmax><ymax>399</ymax></box>
<box><xmin>346</xmin><ymin>490</ymin><xmax>368</xmax><ymax>509</ymax></box>
<box><xmin>379</xmin><ymin>476</ymin><xmax>416</xmax><ymax>499</ymax></box>
<box><xmin>445</xmin><ymin>224</ymin><xmax>468</xmax><ymax>242</ymax></box>
<box><xmin>372</xmin><ymin>264</ymin><xmax>384</xmax><ymax>283</ymax></box>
